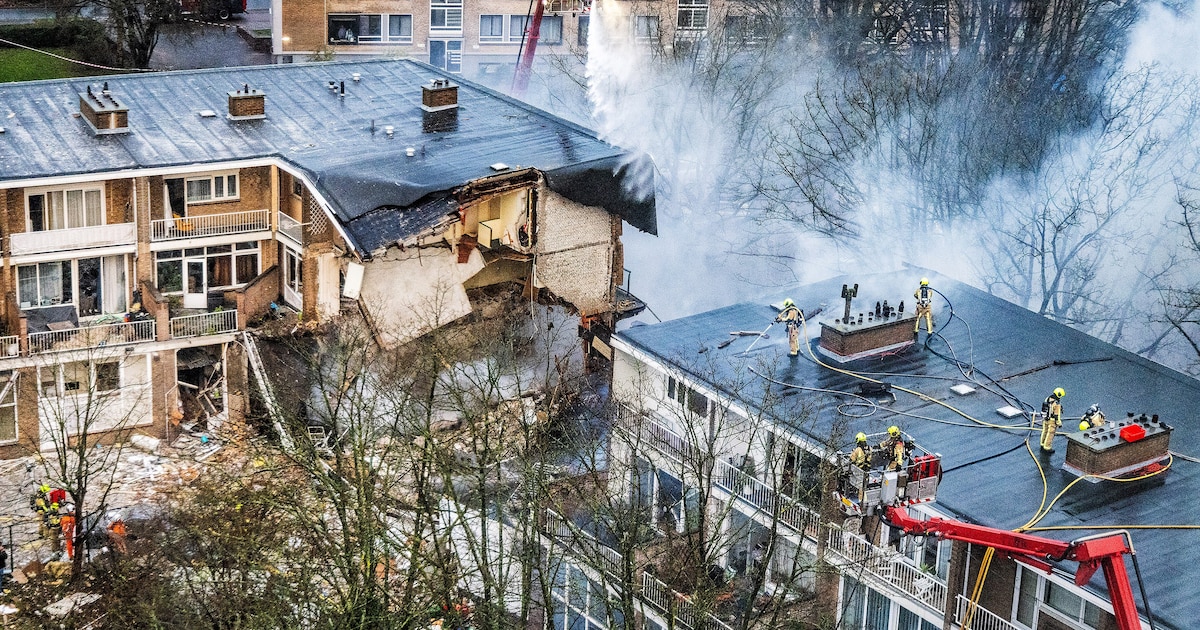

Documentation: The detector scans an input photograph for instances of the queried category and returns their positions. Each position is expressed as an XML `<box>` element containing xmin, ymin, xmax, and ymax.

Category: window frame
<box><xmin>540</xmin><ymin>15</ymin><xmax>563</xmax><ymax>44</ymax></box>
<box><xmin>25</xmin><ymin>184</ymin><xmax>106</xmax><ymax>232</ymax></box>
<box><xmin>44</xmin><ymin>360</ymin><xmax>123</xmax><ymax>399</ymax></box>
<box><xmin>430</xmin><ymin>0</ymin><xmax>463</xmax><ymax>32</ymax></box>
<box><xmin>480</xmin><ymin>14</ymin><xmax>505</xmax><ymax>42</ymax></box>
<box><xmin>328</xmin><ymin>14</ymin><xmax>359</xmax><ymax>43</ymax></box>
<box><xmin>509</xmin><ymin>15</ymin><xmax>529</xmax><ymax>43</ymax></box>
<box><xmin>0</xmin><ymin>372</ymin><xmax>17</xmax><ymax>444</ymax></box>
<box><xmin>387</xmin><ymin>14</ymin><xmax>413</xmax><ymax>42</ymax></box>
<box><xmin>185</xmin><ymin>171</ymin><xmax>239</xmax><ymax>205</ymax></box>
<box><xmin>155</xmin><ymin>241</ymin><xmax>260</xmax><ymax>295</ymax></box>
<box><xmin>633</xmin><ymin>15</ymin><xmax>660</xmax><ymax>41</ymax></box>
<box><xmin>677</xmin><ymin>0</ymin><xmax>709</xmax><ymax>30</ymax></box>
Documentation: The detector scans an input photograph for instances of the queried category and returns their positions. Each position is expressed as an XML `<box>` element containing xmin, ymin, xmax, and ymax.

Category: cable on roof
<box><xmin>0</xmin><ymin>37</ymin><xmax>159</xmax><ymax>73</ymax></box>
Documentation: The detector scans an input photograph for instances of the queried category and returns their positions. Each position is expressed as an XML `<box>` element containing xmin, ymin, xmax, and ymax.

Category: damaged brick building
<box><xmin>0</xmin><ymin>58</ymin><xmax>654</xmax><ymax>456</ymax></box>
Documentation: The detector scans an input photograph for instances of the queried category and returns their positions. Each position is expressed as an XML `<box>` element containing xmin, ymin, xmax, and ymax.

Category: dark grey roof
<box><xmin>617</xmin><ymin>270</ymin><xmax>1197</xmax><ymax>629</ymax></box>
<box><xmin>0</xmin><ymin>59</ymin><xmax>655</xmax><ymax>255</ymax></box>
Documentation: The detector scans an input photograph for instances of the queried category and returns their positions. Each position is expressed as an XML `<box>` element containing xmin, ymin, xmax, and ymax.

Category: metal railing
<box><xmin>544</xmin><ymin>509</ymin><xmax>624</xmax><ymax>578</ymax></box>
<box><xmin>170</xmin><ymin>309</ymin><xmax>238</xmax><ymax>338</ymax></box>
<box><xmin>277</xmin><ymin>212</ymin><xmax>304</xmax><ymax>245</ymax></box>
<box><xmin>955</xmin><ymin>594</ymin><xmax>1022</xmax><ymax>630</ymax></box>
<box><xmin>0</xmin><ymin>336</ymin><xmax>18</xmax><ymax>358</ymax></box>
<box><xmin>10</xmin><ymin>222</ymin><xmax>135</xmax><ymax>256</ymax></box>
<box><xmin>824</xmin><ymin>529</ymin><xmax>947</xmax><ymax>614</ymax></box>
<box><xmin>150</xmin><ymin>209</ymin><xmax>270</xmax><ymax>241</ymax></box>
<box><xmin>617</xmin><ymin>403</ymin><xmax>696</xmax><ymax>463</ymax></box>
<box><xmin>712</xmin><ymin>459</ymin><xmax>823</xmax><ymax>541</ymax></box>
<box><xmin>640</xmin><ymin>572</ymin><xmax>734</xmax><ymax>630</ymax></box>
<box><xmin>28</xmin><ymin>319</ymin><xmax>155</xmax><ymax>354</ymax></box>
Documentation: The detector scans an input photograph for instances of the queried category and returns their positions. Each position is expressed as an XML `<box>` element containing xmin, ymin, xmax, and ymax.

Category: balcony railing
<box><xmin>640</xmin><ymin>572</ymin><xmax>734</xmax><ymax>630</ymax></box>
<box><xmin>277</xmin><ymin>212</ymin><xmax>304</xmax><ymax>245</ymax></box>
<box><xmin>0</xmin><ymin>336</ymin><xmax>18</xmax><ymax>358</ymax></box>
<box><xmin>955</xmin><ymin>594</ymin><xmax>1021</xmax><ymax>630</ymax></box>
<box><xmin>713</xmin><ymin>459</ymin><xmax>823</xmax><ymax>541</ymax></box>
<box><xmin>170</xmin><ymin>309</ymin><xmax>238</xmax><ymax>338</ymax></box>
<box><xmin>544</xmin><ymin>509</ymin><xmax>624</xmax><ymax>578</ymax></box>
<box><xmin>150</xmin><ymin>209</ymin><xmax>270</xmax><ymax>242</ymax></box>
<box><xmin>824</xmin><ymin>529</ymin><xmax>947</xmax><ymax>613</ymax></box>
<box><xmin>10</xmin><ymin>223</ymin><xmax>136</xmax><ymax>257</ymax></box>
<box><xmin>28</xmin><ymin>319</ymin><xmax>156</xmax><ymax>354</ymax></box>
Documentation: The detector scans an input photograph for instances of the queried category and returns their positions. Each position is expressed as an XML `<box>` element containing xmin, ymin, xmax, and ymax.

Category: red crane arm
<box><xmin>884</xmin><ymin>507</ymin><xmax>1144</xmax><ymax>630</ymax></box>
<box><xmin>511</xmin><ymin>0</ymin><xmax>545</xmax><ymax>96</ymax></box>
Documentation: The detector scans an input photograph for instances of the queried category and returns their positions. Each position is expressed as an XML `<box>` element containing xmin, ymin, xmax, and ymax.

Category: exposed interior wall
<box><xmin>357</xmin><ymin>247</ymin><xmax>485</xmax><ymax>348</ymax></box>
<box><xmin>533</xmin><ymin>186</ymin><xmax>614</xmax><ymax>314</ymax></box>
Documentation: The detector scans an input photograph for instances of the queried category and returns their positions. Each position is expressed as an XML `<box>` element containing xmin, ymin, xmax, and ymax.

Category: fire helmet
<box><xmin>920</xmin><ymin>278</ymin><xmax>929</xmax><ymax>286</ymax></box>
<box><xmin>855</xmin><ymin>432</ymin><xmax>867</xmax><ymax>443</ymax></box>
<box><xmin>782</xmin><ymin>298</ymin><xmax>795</xmax><ymax>308</ymax></box>
<box><xmin>887</xmin><ymin>426</ymin><xmax>900</xmax><ymax>437</ymax></box>
<box><xmin>1053</xmin><ymin>387</ymin><xmax>1066</xmax><ymax>399</ymax></box>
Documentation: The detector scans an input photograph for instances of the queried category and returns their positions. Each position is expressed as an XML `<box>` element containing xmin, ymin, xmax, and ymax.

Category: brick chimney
<box><xmin>421</xmin><ymin>79</ymin><xmax>459</xmax><ymax>133</ymax></box>
<box><xmin>78</xmin><ymin>83</ymin><xmax>129</xmax><ymax>135</ymax></box>
<box><xmin>421</xmin><ymin>79</ymin><xmax>458</xmax><ymax>112</ymax></box>
<box><xmin>228</xmin><ymin>84</ymin><xmax>266</xmax><ymax>120</ymax></box>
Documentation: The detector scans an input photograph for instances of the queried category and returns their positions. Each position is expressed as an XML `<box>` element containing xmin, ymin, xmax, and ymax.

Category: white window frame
<box><xmin>18</xmin><ymin>255</ymin><xmax>129</xmax><ymax>315</ymax></box>
<box><xmin>430</xmin><ymin>0</ymin><xmax>463</xmax><ymax>33</ymax></box>
<box><xmin>185</xmin><ymin>171</ymin><xmax>239</xmax><ymax>204</ymax></box>
<box><xmin>25</xmin><ymin>184</ymin><xmax>106</xmax><ymax>232</ymax></box>
<box><xmin>154</xmin><ymin>241</ymin><xmax>260</xmax><ymax>295</ymax></box>
<box><xmin>42</xmin><ymin>360</ymin><xmax>122</xmax><ymax>399</ymax></box>
<box><xmin>633</xmin><ymin>15</ymin><xmax>660</xmax><ymax>41</ymax></box>
<box><xmin>0</xmin><ymin>372</ymin><xmax>18</xmax><ymax>444</ymax></box>
<box><xmin>387</xmin><ymin>14</ymin><xmax>413</xmax><ymax>42</ymax></box>
<box><xmin>479</xmin><ymin>14</ymin><xmax>505</xmax><ymax>42</ymax></box>
<box><xmin>508</xmin><ymin>15</ymin><xmax>529</xmax><ymax>43</ymax></box>
<box><xmin>540</xmin><ymin>15</ymin><xmax>563</xmax><ymax>44</ymax></box>
<box><xmin>677</xmin><ymin>0</ymin><xmax>708</xmax><ymax>30</ymax></box>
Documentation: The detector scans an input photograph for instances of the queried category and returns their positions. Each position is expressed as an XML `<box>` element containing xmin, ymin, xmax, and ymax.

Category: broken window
<box><xmin>0</xmin><ymin>372</ymin><xmax>17</xmax><ymax>442</ymax></box>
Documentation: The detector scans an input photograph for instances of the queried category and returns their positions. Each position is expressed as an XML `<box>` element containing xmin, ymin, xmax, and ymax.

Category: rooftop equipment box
<box><xmin>1064</xmin><ymin>414</ymin><xmax>1171</xmax><ymax>480</ymax></box>
<box><xmin>818</xmin><ymin>315</ymin><xmax>915</xmax><ymax>362</ymax></box>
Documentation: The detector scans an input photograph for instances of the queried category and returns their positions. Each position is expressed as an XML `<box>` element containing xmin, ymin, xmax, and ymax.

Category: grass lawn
<box><xmin>0</xmin><ymin>47</ymin><xmax>97</xmax><ymax>82</ymax></box>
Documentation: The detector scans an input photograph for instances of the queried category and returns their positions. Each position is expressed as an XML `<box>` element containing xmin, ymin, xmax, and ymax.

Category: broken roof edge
<box><xmin>545</xmin><ymin>154</ymin><xmax>657</xmax><ymax>235</ymax></box>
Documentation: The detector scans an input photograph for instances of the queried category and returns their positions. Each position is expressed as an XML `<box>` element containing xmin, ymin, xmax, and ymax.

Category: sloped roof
<box><xmin>0</xmin><ymin>59</ymin><xmax>655</xmax><ymax>256</ymax></box>
<box><xmin>616</xmin><ymin>270</ymin><xmax>1196</xmax><ymax>629</ymax></box>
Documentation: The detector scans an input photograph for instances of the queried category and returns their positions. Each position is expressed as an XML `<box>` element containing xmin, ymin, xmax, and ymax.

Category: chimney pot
<box><xmin>228</xmin><ymin>86</ymin><xmax>266</xmax><ymax>120</ymax></box>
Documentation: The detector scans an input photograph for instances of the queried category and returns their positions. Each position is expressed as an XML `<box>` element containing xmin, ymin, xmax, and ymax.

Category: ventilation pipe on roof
<box><xmin>78</xmin><ymin>84</ymin><xmax>129</xmax><ymax>135</ymax></box>
<box><xmin>228</xmin><ymin>84</ymin><xmax>266</xmax><ymax>121</ymax></box>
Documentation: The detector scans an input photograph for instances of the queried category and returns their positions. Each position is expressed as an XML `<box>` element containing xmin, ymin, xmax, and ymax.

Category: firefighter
<box><xmin>849</xmin><ymin>433</ymin><xmax>872</xmax><ymax>471</ymax></box>
<box><xmin>1079</xmin><ymin>404</ymin><xmax>1106</xmax><ymax>431</ymax></box>
<box><xmin>880</xmin><ymin>426</ymin><xmax>906</xmax><ymax>471</ymax></box>
<box><xmin>1040</xmin><ymin>387</ymin><xmax>1065</xmax><ymax>453</ymax></box>
<box><xmin>775</xmin><ymin>298</ymin><xmax>802</xmax><ymax>357</ymax></box>
<box><xmin>914</xmin><ymin>278</ymin><xmax>934</xmax><ymax>337</ymax></box>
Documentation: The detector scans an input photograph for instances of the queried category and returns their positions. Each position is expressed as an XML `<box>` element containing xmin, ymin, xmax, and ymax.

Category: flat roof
<box><xmin>617</xmin><ymin>270</ymin><xmax>1196</xmax><ymax>629</ymax></box>
<box><xmin>0</xmin><ymin>59</ymin><xmax>655</xmax><ymax>255</ymax></box>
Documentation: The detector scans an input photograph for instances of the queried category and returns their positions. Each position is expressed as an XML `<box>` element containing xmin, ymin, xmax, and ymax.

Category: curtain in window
<box><xmin>38</xmin><ymin>262</ymin><xmax>65</xmax><ymax>305</ymax></box>
<box><xmin>65</xmin><ymin>190</ymin><xmax>84</xmax><ymax>228</ymax></box>
<box><xmin>85</xmin><ymin>190</ymin><xmax>102</xmax><ymax>226</ymax></box>
<box><xmin>103</xmin><ymin>255</ymin><xmax>126</xmax><ymax>313</ymax></box>
<box><xmin>17</xmin><ymin>266</ymin><xmax>37</xmax><ymax>306</ymax></box>
<box><xmin>48</xmin><ymin>191</ymin><xmax>65</xmax><ymax>230</ymax></box>
<box><xmin>208</xmin><ymin>255</ymin><xmax>232</xmax><ymax>288</ymax></box>
<box><xmin>235</xmin><ymin>253</ymin><xmax>258</xmax><ymax>284</ymax></box>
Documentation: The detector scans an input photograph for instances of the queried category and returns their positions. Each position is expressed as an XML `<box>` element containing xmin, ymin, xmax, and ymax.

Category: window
<box><xmin>541</xmin><ymin>15</ymin><xmax>563</xmax><ymax>44</ymax></box>
<box><xmin>0</xmin><ymin>372</ymin><xmax>17</xmax><ymax>443</ymax></box>
<box><xmin>667</xmin><ymin>375</ymin><xmax>710</xmax><ymax>418</ymax></box>
<box><xmin>329</xmin><ymin>14</ymin><xmax>358</xmax><ymax>42</ymax></box>
<box><xmin>578</xmin><ymin>15</ymin><xmax>589</xmax><ymax>45</ymax></box>
<box><xmin>155</xmin><ymin>242</ymin><xmax>259</xmax><ymax>294</ymax></box>
<box><xmin>480</xmin><ymin>14</ymin><xmax>505</xmax><ymax>42</ymax></box>
<box><xmin>677</xmin><ymin>0</ymin><xmax>708</xmax><ymax>29</ymax></box>
<box><xmin>634</xmin><ymin>15</ymin><xmax>659</xmax><ymax>41</ymax></box>
<box><xmin>725</xmin><ymin>14</ymin><xmax>767</xmax><ymax>45</ymax></box>
<box><xmin>509</xmin><ymin>15</ymin><xmax>529</xmax><ymax>42</ymax></box>
<box><xmin>51</xmin><ymin>360</ymin><xmax>121</xmax><ymax>397</ymax></box>
<box><xmin>18</xmin><ymin>256</ymin><xmax>127</xmax><ymax>314</ymax></box>
<box><xmin>429</xmin><ymin>40</ymin><xmax>462</xmax><ymax>72</ymax></box>
<box><xmin>27</xmin><ymin>186</ymin><xmax>104</xmax><ymax>231</ymax></box>
<box><xmin>185</xmin><ymin>173</ymin><xmax>238</xmax><ymax>204</ymax></box>
<box><xmin>431</xmin><ymin>0</ymin><xmax>463</xmax><ymax>31</ymax></box>
<box><xmin>388</xmin><ymin>14</ymin><xmax>413</xmax><ymax>42</ymax></box>
<box><xmin>549</xmin><ymin>564</ymin><xmax>619</xmax><ymax>630</ymax></box>
<box><xmin>291</xmin><ymin>177</ymin><xmax>303</xmax><ymax>198</ymax></box>
<box><xmin>358</xmin><ymin>14</ymin><xmax>383</xmax><ymax>42</ymax></box>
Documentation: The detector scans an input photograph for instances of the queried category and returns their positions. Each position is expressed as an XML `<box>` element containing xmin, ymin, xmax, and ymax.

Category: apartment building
<box><xmin>605</xmin><ymin>271</ymin><xmax>1184</xmax><ymax>630</ymax></box>
<box><xmin>269</xmin><ymin>0</ymin><xmax>791</xmax><ymax>80</ymax></box>
<box><xmin>0</xmin><ymin>58</ymin><xmax>654</xmax><ymax>459</ymax></box>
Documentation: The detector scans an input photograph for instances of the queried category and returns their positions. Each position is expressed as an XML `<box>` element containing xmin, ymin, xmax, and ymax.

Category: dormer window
<box><xmin>186</xmin><ymin>172</ymin><xmax>238</xmax><ymax>204</ymax></box>
<box><xmin>27</xmin><ymin>186</ymin><xmax>104</xmax><ymax>232</ymax></box>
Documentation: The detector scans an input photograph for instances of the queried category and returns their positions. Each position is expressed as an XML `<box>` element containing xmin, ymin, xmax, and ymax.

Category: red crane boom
<box><xmin>884</xmin><ymin>506</ymin><xmax>1144</xmax><ymax>630</ymax></box>
<box><xmin>511</xmin><ymin>0</ymin><xmax>545</xmax><ymax>96</ymax></box>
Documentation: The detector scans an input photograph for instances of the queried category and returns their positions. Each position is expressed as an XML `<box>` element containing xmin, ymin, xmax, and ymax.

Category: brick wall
<box><xmin>820</xmin><ymin>317</ymin><xmax>914</xmax><ymax>357</ymax></box>
<box><xmin>135</xmin><ymin>176</ymin><xmax>154</xmax><ymax>288</ymax></box>
<box><xmin>106</xmin><ymin>178</ymin><xmax>132</xmax><ymax>224</ymax></box>
<box><xmin>0</xmin><ymin>366</ymin><xmax>41</xmax><ymax>459</ymax></box>
<box><xmin>183</xmin><ymin>166</ymin><xmax>270</xmax><ymax>217</ymax></box>
<box><xmin>233</xmin><ymin>265</ymin><xmax>280</xmax><ymax>327</ymax></box>
<box><xmin>225</xmin><ymin>341</ymin><xmax>248</xmax><ymax>425</ymax></box>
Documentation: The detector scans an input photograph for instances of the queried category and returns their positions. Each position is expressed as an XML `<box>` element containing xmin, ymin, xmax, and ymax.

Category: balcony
<box><xmin>955</xmin><ymin>593</ymin><xmax>1021</xmax><ymax>630</ymax></box>
<box><xmin>10</xmin><ymin>223</ymin><xmax>136</xmax><ymax>257</ymax></box>
<box><xmin>28</xmin><ymin>319</ymin><xmax>156</xmax><ymax>354</ymax></box>
<box><xmin>277</xmin><ymin>212</ymin><xmax>304</xmax><ymax>246</ymax></box>
<box><xmin>169</xmin><ymin>309</ymin><xmax>238</xmax><ymax>338</ymax></box>
<box><xmin>150</xmin><ymin>209</ymin><xmax>270</xmax><ymax>242</ymax></box>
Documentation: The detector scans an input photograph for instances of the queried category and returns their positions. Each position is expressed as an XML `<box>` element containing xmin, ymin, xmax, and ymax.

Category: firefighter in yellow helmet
<box><xmin>880</xmin><ymin>426</ymin><xmax>905</xmax><ymax>471</ymax></box>
<box><xmin>849</xmin><ymin>433</ymin><xmax>872</xmax><ymax>471</ymax></box>
<box><xmin>1078</xmin><ymin>403</ymin><xmax>1105</xmax><ymax>431</ymax></box>
<box><xmin>1040</xmin><ymin>387</ymin><xmax>1065</xmax><ymax>453</ymax></box>
<box><xmin>914</xmin><ymin>278</ymin><xmax>934</xmax><ymax>337</ymax></box>
<box><xmin>774</xmin><ymin>298</ymin><xmax>802</xmax><ymax>357</ymax></box>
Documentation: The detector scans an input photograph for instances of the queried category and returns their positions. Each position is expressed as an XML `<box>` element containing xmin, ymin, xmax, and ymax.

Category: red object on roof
<box><xmin>1120</xmin><ymin>425</ymin><xmax>1146</xmax><ymax>443</ymax></box>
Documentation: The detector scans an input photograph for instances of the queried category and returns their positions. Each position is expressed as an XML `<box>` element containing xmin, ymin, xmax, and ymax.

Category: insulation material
<box><xmin>316</xmin><ymin>252</ymin><xmax>341</xmax><ymax>319</ymax></box>
<box><xmin>358</xmin><ymin>248</ymin><xmax>485</xmax><ymax>348</ymax></box>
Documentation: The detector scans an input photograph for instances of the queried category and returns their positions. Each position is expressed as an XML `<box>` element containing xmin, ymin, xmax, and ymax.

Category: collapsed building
<box><xmin>0</xmin><ymin>59</ymin><xmax>654</xmax><ymax>457</ymax></box>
